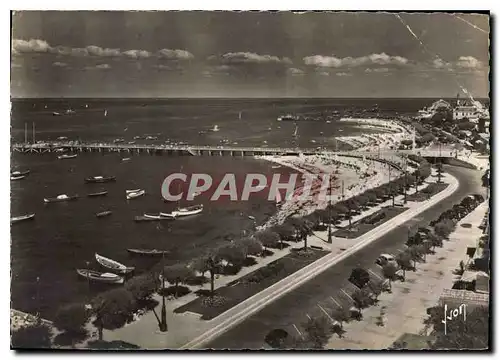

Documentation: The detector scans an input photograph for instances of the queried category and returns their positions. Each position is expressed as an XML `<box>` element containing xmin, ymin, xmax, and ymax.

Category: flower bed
<box><xmin>174</xmin><ymin>248</ymin><xmax>329</xmax><ymax>320</ymax></box>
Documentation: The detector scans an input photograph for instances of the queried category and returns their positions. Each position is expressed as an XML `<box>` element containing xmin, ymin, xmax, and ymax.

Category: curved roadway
<box><xmin>206</xmin><ymin>165</ymin><xmax>485</xmax><ymax>349</ymax></box>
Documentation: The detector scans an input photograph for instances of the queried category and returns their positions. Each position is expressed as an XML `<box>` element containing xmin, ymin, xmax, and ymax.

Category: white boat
<box><xmin>11</xmin><ymin>213</ymin><xmax>35</xmax><ymax>224</ymax></box>
<box><xmin>122</xmin><ymin>158</ymin><xmax>131</xmax><ymax>162</ymax></box>
<box><xmin>144</xmin><ymin>213</ymin><xmax>176</xmax><ymax>220</ymax></box>
<box><xmin>171</xmin><ymin>204</ymin><xmax>203</xmax><ymax>217</ymax></box>
<box><xmin>11</xmin><ymin>175</ymin><xmax>26</xmax><ymax>181</ymax></box>
<box><xmin>211</xmin><ymin>125</ymin><xmax>220</xmax><ymax>132</ymax></box>
<box><xmin>104</xmin><ymin>110</ymin><xmax>108</xmax><ymax>117</ymax></box>
<box><xmin>126</xmin><ymin>189</ymin><xmax>141</xmax><ymax>194</ymax></box>
<box><xmin>76</xmin><ymin>269</ymin><xmax>124</xmax><ymax>284</ymax></box>
<box><xmin>58</xmin><ymin>154</ymin><xmax>77</xmax><ymax>160</ymax></box>
<box><xmin>126</xmin><ymin>190</ymin><xmax>145</xmax><ymax>200</ymax></box>
<box><xmin>44</xmin><ymin>194</ymin><xmax>79</xmax><ymax>203</ymax></box>
<box><xmin>95</xmin><ymin>253</ymin><xmax>134</xmax><ymax>274</ymax></box>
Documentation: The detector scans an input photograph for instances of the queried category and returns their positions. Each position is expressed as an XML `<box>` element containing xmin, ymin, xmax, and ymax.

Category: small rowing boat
<box><xmin>88</xmin><ymin>190</ymin><xmax>108</xmax><ymax>197</ymax></box>
<box><xmin>122</xmin><ymin>158</ymin><xmax>131</xmax><ymax>162</ymax></box>
<box><xmin>127</xmin><ymin>248</ymin><xmax>170</xmax><ymax>256</ymax></box>
<box><xmin>159</xmin><ymin>212</ymin><xmax>177</xmax><ymax>219</ymax></box>
<box><xmin>11</xmin><ymin>213</ymin><xmax>35</xmax><ymax>224</ymax></box>
<box><xmin>58</xmin><ymin>154</ymin><xmax>77</xmax><ymax>160</ymax></box>
<box><xmin>96</xmin><ymin>210</ymin><xmax>112</xmax><ymax>218</ymax></box>
<box><xmin>85</xmin><ymin>176</ymin><xmax>116</xmax><ymax>183</ymax></box>
<box><xmin>11</xmin><ymin>170</ymin><xmax>30</xmax><ymax>177</ymax></box>
<box><xmin>171</xmin><ymin>204</ymin><xmax>203</xmax><ymax>217</ymax></box>
<box><xmin>126</xmin><ymin>190</ymin><xmax>145</xmax><ymax>200</ymax></box>
<box><xmin>95</xmin><ymin>253</ymin><xmax>135</xmax><ymax>274</ymax></box>
<box><xmin>11</xmin><ymin>175</ymin><xmax>26</xmax><ymax>181</ymax></box>
<box><xmin>126</xmin><ymin>189</ymin><xmax>141</xmax><ymax>194</ymax></box>
<box><xmin>76</xmin><ymin>269</ymin><xmax>124</xmax><ymax>284</ymax></box>
<box><xmin>44</xmin><ymin>194</ymin><xmax>79</xmax><ymax>203</ymax></box>
<box><xmin>144</xmin><ymin>213</ymin><xmax>176</xmax><ymax>220</ymax></box>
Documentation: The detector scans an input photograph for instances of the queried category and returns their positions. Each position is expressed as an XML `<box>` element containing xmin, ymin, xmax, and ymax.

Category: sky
<box><xmin>10</xmin><ymin>11</ymin><xmax>490</xmax><ymax>98</ymax></box>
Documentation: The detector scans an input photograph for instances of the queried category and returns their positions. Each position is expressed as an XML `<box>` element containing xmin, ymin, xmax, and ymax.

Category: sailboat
<box><xmin>104</xmin><ymin>110</ymin><xmax>108</xmax><ymax>117</ymax></box>
<box><xmin>293</xmin><ymin>124</ymin><xmax>298</xmax><ymax>138</ymax></box>
<box><xmin>239</xmin><ymin>111</ymin><xmax>242</xmax><ymax>120</ymax></box>
<box><xmin>211</xmin><ymin>125</ymin><xmax>220</xmax><ymax>132</ymax></box>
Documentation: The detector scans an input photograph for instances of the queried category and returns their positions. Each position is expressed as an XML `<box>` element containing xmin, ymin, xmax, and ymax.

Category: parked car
<box><xmin>376</xmin><ymin>253</ymin><xmax>395</xmax><ymax>266</ymax></box>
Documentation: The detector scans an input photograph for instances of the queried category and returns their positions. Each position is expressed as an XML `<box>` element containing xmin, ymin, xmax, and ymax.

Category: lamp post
<box><xmin>159</xmin><ymin>254</ymin><xmax>168</xmax><ymax>332</ymax></box>
<box><xmin>35</xmin><ymin>276</ymin><xmax>40</xmax><ymax>322</ymax></box>
<box><xmin>327</xmin><ymin>177</ymin><xmax>333</xmax><ymax>244</ymax></box>
<box><xmin>85</xmin><ymin>261</ymin><xmax>91</xmax><ymax>303</ymax></box>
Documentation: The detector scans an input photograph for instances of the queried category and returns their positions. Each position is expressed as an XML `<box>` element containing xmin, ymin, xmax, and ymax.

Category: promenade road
<box><xmin>206</xmin><ymin>165</ymin><xmax>485</xmax><ymax>349</ymax></box>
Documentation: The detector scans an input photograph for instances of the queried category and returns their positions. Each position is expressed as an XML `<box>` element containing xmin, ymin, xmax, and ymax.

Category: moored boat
<box><xmin>122</xmin><ymin>158</ymin><xmax>131</xmax><ymax>162</ymax></box>
<box><xmin>127</xmin><ymin>248</ymin><xmax>170</xmax><ymax>256</ymax></box>
<box><xmin>11</xmin><ymin>170</ymin><xmax>30</xmax><ymax>177</ymax></box>
<box><xmin>11</xmin><ymin>213</ymin><xmax>35</xmax><ymax>224</ymax></box>
<box><xmin>76</xmin><ymin>269</ymin><xmax>124</xmax><ymax>284</ymax></box>
<box><xmin>158</xmin><ymin>212</ymin><xmax>177</xmax><ymax>219</ymax></box>
<box><xmin>11</xmin><ymin>175</ymin><xmax>26</xmax><ymax>181</ymax></box>
<box><xmin>144</xmin><ymin>213</ymin><xmax>176</xmax><ymax>220</ymax></box>
<box><xmin>96</xmin><ymin>210</ymin><xmax>112</xmax><ymax>218</ymax></box>
<box><xmin>44</xmin><ymin>194</ymin><xmax>79</xmax><ymax>203</ymax></box>
<box><xmin>85</xmin><ymin>175</ymin><xmax>116</xmax><ymax>183</ymax></box>
<box><xmin>171</xmin><ymin>204</ymin><xmax>204</xmax><ymax>217</ymax></box>
<box><xmin>95</xmin><ymin>253</ymin><xmax>134</xmax><ymax>274</ymax></box>
<box><xmin>58</xmin><ymin>154</ymin><xmax>77</xmax><ymax>160</ymax></box>
<box><xmin>126</xmin><ymin>190</ymin><xmax>145</xmax><ymax>200</ymax></box>
<box><xmin>88</xmin><ymin>190</ymin><xmax>108</xmax><ymax>197</ymax></box>
<box><xmin>126</xmin><ymin>189</ymin><xmax>141</xmax><ymax>194</ymax></box>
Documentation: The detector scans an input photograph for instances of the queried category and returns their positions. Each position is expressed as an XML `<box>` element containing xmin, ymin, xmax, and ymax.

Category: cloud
<box><xmin>287</xmin><ymin>68</ymin><xmax>305</xmax><ymax>76</ymax></box>
<box><xmin>12</xmin><ymin>38</ymin><xmax>193</xmax><ymax>61</ymax></box>
<box><xmin>153</xmin><ymin>64</ymin><xmax>172</xmax><ymax>70</ymax></box>
<box><xmin>158</xmin><ymin>49</ymin><xmax>194</xmax><ymax>60</ymax></box>
<box><xmin>456</xmin><ymin>56</ymin><xmax>482</xmax><ymax>69</ymax></box>
<box><xmin>85</xmin><ymin>63</ymin><xmax>111</xmax><ymax>70</ymax></box>
<box><xmin>365</xmin><ymin>67</ymin><xmax>389</xmax><ymax>73</ymax></box>
<box><xmin>122</xmin><ymin>49</ymin><xmax>152</xmax><ymax>59</ymax></box>
<box><xmin>336</xmin><ymin>72</ymin><xmax>352</xmax><ymax>77</ymax></box>
<box><xmin>215</xmin><ymin>52</ymin><xmax>292</xmax><ymax>65</ymax></box>
<box><xmin>12</xmin><ymin>39</ymin><xmax>51</xmax><ymax>54</ymax></box>
<box><xmin>303</xmin><ymin>53</ymin><xmax>408</xmax><ymax>68</ymax></box>
<box><xmin>53</xmin><ymin>62</ymin><xmax>67</xmax><ymax>67</ymax></box>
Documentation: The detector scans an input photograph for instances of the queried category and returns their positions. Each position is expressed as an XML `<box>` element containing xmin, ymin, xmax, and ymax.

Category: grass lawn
<box><xmin>174</xmin><ymin>248</ymin><xmax>329</xmax><ymax>320</ymax></box>
<box><xmin>333</xmin><ymin>206</ymin><xmax>408</xmax><ymax>239</ymax></box>
<box><xmin>406</xmin><ymin>183</ymin><xmax>449</xmax><ymax>202</ymax></box>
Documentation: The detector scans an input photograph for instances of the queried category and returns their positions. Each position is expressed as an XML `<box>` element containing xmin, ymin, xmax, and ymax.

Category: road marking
<box><xmin>330</xmin><ymin>296</ymin><xmax>341</xmax><ymax>308</ymax></box>
<box><xmin>367</xmin><ymin>269</ymin><xmax>384</xmax><ymax>281</ymax></box>
<box><xmin>340</xmin><ymin>289</ymin><xmax>354</xmax><ymax>302</ymax></box>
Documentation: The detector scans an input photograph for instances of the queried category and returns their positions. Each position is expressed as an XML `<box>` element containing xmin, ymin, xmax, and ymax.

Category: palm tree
<box><xmin>163</xmin><ymin>264</ymin><xmax>194</xmax><ymax>298</ymax></box>
<box><xmin>382</xmin><ymin>262</ymin><xmax>398</xmax><ymax>292</ymax></box>
<box><xmin>332</xmin><ymin>307</ymin><xmax>351</xmax><ymax>331</ymax></box>
<box><xmin>395</xmin><ymin>252</ymin><xmax>413</xmax><ymax>280</ymax></box>
<box><xmin>287</xmin><ymin>217</ymin><xmax>312</xmax><ymax>250</ymax></box>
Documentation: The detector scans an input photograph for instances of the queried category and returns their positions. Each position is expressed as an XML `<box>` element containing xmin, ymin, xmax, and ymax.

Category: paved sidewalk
<box><xmin>326</xmin><ymin>201</ymin><xmax>489</xmax><ymax>349</ymax></box>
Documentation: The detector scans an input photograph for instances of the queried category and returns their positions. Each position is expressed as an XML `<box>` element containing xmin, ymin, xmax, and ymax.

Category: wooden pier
<box><xmin>11</xmin><ymin>141</ymin><xmax>456</xmax><ymax>159</ymax></box>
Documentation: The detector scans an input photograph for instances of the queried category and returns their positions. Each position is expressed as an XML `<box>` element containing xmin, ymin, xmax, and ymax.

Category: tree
<box><xmin>382</xmin><ymin>262</ymin><xmax>399</xmax><ymax>291</ymax></box>
<box><xmin>53</xmin><ymin>303</ymin><xmax>90</xmax><ymax>337</ymax></box>
<box><xmin>408</xmin><ymin>246</ymin><xmax>422</xmax><ymax>269</ymax></box>
<box><xmin>272</xmin><ymin>224</ymin><xmax>296</xmax><ymax>241</ymax></box>
<box><xmin>302</xmin><ymin>316</ymin><xmax>332</xmax><ymax>349</ymax></box>
<box><xmin>434</xmin><ymin>221</ymin><xmax>455</xmax><ymax>240</ymax></box>
<box><xmin>351</xmin><ymin>287</ymin><xmax>372</xmax><ymax>312</ymax></box>
<box><xmin>256</xmin><ymin>230</ymin><xmax>281</xmax><ymax>250</ymax></box>
<box><xmin>191</xmin><ymin>252</ymin><xmax>220</xmax><ymax>296</ymax></box>
<box><xmin>11</xmin><ymin>324</ymin><xmax>52</xmax><ymax>349</ymax></box>
<box><xmin>239</xmin><ymin>237</ymin><xmax>263</xmax><ymax>257</ymax></box>
<box><xmin>92</xmin><ymin>288</ymin><xmax>137</xmax><ymax>339</ymax></box>
<box><xmin>163</xmin><ymin>263</ymin><xmax>194</xmax><ymax>297</ymax></box>
<box><xmin>332</xmin><ymin>307</ymin><xmax>351</xmax><ymax>330</ymax></box>
<box><xmin>286</xmin><ymin>217</ymin><xmax>312</xmax><ymax>249</ymax></box>
<box><xmin>348</xmin><ymin>268</ymin><xmax>371</xmax><ymax>289</ymax></box>
<box><xmin>396</xmin><ymin>252</ymin><xmax>413</xmax><ymax>280</ymax></box>
<box><xmin>124</xmin><ymin>273</ymin><xmax>158</xmax><ymax>302</ymax></box>
<box><xmin>265</xmin><ymin>329</ymin><xmax>289</xmax><ymax>349</ymax></box>
<box><xmin>368</xmin><ymin>280</ymin><xmax>384</xmax><ymax>301</ymax></box>
<box><xmin>436</xmin><ymin>162</ymin><xmax>444</xmax><ymax>183</ymax></box>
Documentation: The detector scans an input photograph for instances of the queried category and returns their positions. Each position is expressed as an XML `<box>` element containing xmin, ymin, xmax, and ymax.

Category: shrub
<box><xmin>11</xmin><ymin>324</ymin><xmax>52</xmax><ymax>349</ymax></box>
<box><xmin>53</xmin><ymin>303</ymin><xmax>90</xmax><ymax>335</ymax></box>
